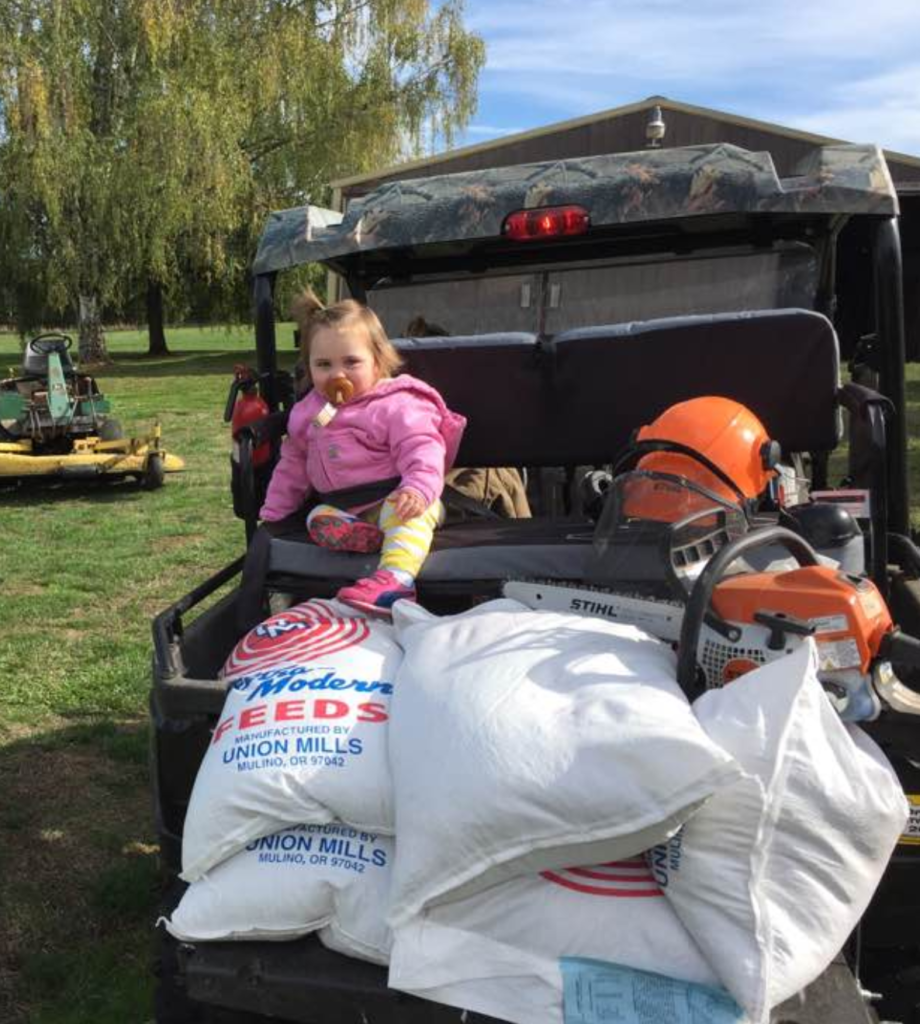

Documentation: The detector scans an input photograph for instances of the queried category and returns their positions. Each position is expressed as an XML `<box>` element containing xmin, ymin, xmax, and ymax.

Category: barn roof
<box><xmin>329</xmin><ymin>95</ymin><xmax>920</xmax><ymax>191</ymax></box>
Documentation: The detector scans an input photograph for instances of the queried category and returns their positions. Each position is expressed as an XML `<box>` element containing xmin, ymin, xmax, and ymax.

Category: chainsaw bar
<box><xmin>503</xmin><ymin>580</ymin><xmax>685</xmax><ymax>642</ymax></box>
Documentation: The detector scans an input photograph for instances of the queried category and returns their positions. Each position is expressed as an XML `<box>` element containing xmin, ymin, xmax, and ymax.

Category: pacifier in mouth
<box><xmin>323</xmin><ymin>377</ymin><xmax>355</xmax><ymax>405</ymax></box>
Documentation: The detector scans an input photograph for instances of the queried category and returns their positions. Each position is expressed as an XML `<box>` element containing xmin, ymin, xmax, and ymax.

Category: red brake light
<box><xmin>502</xmin><ymin>205</ymin><xmax>590</xmax><ymax>241</ymax></box>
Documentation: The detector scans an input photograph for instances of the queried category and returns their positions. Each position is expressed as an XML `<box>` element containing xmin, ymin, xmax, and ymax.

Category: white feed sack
<box><xmin>165</xmin><ymin>823</ymin><xmax>393</xmax><ymax>964</ymax></box>
<box><xmin>389</xmin><ymin>857</ymin><xmax>719</xmax><ymax>1024</ymax></box>
<box><xmin>388</xmin><ymin>599</ymin><xmax>741</xmax><ymax>924</ymax></box>
<box><xmin>651</xmin><ymin>640</ymin><xmax>909</xmax><ymax>1022</ymax></box>
<box><xmin>181</xmin><ymin>599</ymin><xmax>401</xmax><ymax>882</ymax></box>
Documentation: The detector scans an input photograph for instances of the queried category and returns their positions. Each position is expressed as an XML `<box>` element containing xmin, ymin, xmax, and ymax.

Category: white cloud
<box><xmin>468</xmin><ymin>0</ymin><xmax>918</xmax><ymax>74</ymax></box>
<box><xmin>834</xmin><ymin>63</ymin><xmax>920</xmax><ymax>104</ymax></box>
<box><xmin>461</xmin><ymin>0</ymin><xmax>920</xmax><ymax>155</ymax></box>
<box><xmin>745</xmin><ymin>63</ymin><xmax>920</xmax><ymax>152</ymax></box>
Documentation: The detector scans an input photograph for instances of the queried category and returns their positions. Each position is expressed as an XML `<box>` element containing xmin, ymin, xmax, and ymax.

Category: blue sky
<box><xmin>454</xmin><ymin>0</ymin><xmax>920</xmax><ymax>157</ymax></box>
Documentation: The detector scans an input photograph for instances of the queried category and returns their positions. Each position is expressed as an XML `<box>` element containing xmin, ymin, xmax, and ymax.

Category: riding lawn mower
<box><xmin>0</xmin><ymin>332</ymin><xmax>184</xmax><ymax>487</ymax></box>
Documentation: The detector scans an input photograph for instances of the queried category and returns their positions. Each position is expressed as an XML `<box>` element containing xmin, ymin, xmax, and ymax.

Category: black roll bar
<box><xmin>254</xmin><ymin>272</ymin><xmax>279</xmax><ymax>412</ymax></box>
<box><xmin>151</xmin><ymin>556</ymin><xmax>246</xmax><ymax>678</ymax></box>
<box><xmin>838</xmin><ymin>382</ymin><xmax>893</xmax><ymax>598</ymax></box>
<box><xmin>873</xmin><ymin>217</ymin><xmax>908</xmax><ymax>536</ymax></box>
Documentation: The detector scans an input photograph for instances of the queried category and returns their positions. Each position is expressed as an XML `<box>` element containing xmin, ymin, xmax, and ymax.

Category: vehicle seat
<box><xmin>22</xmin><ymin>342</ymin><xmax>76</xmax><ymax>378</ymax></box>
<box><xmin>258</xmin><ymin>310</ymin><xmax>845</xmax><ymax>598</ymax></box>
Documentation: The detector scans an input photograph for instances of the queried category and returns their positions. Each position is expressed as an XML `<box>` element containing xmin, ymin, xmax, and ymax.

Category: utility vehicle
<box><xmin>151</xmin><ymin>141</ymin><xmax>920</xmax><ymax>1023</ymax></box>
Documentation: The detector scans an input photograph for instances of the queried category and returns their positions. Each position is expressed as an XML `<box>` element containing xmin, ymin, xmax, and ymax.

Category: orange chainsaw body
<box><xmin>711</xmin><ymin>566</ymin><xmax>893</xmax><ymax>674</ymax></box>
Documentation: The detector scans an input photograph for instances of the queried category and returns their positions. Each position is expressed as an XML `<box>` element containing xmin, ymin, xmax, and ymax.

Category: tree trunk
<box><xmin>146</xmin><ymin>279</ymin><xmax>170</xmax><ymax>355</ymax></box>
<box><xmin>78</xmin><ymin>294</ymin><xmax>108</xmax><ymax>363</ymax></box>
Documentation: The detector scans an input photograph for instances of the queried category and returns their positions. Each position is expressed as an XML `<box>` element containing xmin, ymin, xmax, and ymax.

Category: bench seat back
<box><xmin>394</xmin><ymin>309</ymin><xmax>840</xmax><ymax>467</ymax></box>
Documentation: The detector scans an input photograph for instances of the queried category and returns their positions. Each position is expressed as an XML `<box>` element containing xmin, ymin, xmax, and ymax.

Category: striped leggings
<box><xmin>309</xmin><ymin>496</ymin><xmax>443</xmax><ymax>579</ymax></box>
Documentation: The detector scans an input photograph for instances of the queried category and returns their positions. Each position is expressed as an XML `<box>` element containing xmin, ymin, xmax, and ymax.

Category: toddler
<box><xmin>259</xmin><ymin>289</ymin><xmax>466</xmax><ymax>615</ymax></box>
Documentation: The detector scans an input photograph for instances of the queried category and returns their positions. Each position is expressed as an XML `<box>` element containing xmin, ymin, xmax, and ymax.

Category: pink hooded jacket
<box><xmin>259</xmin><ymin>374</ymin><xmax>467</xmax><ymax>522</ymax></box>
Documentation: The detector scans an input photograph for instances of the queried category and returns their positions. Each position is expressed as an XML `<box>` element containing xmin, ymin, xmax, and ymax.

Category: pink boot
<box><xmin>336</xmin><ymin>570</ymin><xmax>416</xmax><ymax>616</ymax></box>
<box><xmin>308</xmin><ymin>513</ymin><xmax>383</xmax><ymax>553</ymax></box>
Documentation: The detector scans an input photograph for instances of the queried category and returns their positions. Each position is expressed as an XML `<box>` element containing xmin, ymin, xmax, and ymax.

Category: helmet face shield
<box><xmin>589</xmin><ymin>470</ymin><xmax>749</xmax><ymax>593</ymax></box>
<box><xmin>613</xmin><ymin>469</ymin><xmax>741</xmax><ymax>526</ymax></box>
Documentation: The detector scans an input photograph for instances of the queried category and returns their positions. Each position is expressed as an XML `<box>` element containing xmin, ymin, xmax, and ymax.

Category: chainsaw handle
<box><xmin>879</xmin><ymin>630</ymin><xmax>920</xmax><ymax>672</ymax></box>
<box><xmin>677</xmin><ymin>526</ymin><xmax>821</xmax><ymax>698</ymax></box>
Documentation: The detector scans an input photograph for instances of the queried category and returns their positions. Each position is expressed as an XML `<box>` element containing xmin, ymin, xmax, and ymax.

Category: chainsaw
<box><xmin>505</xmin><ymin>524</ymin><xmax>920</xmax><ymax>723</ymax></box>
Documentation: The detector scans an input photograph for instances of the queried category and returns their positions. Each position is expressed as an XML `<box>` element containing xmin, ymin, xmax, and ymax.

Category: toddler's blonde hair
<box><xmin>291</xmin><ymin>288</ymin><xmax>403</xmax><ymax>382</ymax></box>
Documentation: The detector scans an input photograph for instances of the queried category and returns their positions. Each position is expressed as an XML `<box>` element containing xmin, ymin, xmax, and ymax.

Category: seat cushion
<box><xmin>267</xmin><ymin>518</ymin><xmax>596</xmax><ymax>584</ymax></box>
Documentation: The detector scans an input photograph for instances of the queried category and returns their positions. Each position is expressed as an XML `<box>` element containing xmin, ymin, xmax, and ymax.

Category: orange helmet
<box><xmin>615</xmin><ymin>397</ymin><xmax>780</xmax><ymax>522</ymax></box>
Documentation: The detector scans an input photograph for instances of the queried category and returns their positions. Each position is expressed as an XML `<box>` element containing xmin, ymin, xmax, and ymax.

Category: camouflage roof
<box><xmin>252</xmin><ymin>142</ymin><xmax>898</xmax><ymax>275</ymax></box>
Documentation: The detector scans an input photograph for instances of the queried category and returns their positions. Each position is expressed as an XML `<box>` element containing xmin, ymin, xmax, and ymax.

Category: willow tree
<box><xmin>0</xmin><ymin>1</ymin><xmax>484</xmax><ymax>360</ymax></box>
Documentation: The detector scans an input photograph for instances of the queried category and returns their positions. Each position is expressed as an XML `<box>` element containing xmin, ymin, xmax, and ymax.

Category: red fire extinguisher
<box><xmin>225</xmin><ymin>364</ymin><xmax>270</xmax><ymax>468</ymax></box>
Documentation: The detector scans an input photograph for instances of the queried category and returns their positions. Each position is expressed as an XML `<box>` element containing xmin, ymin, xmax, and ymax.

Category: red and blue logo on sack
<box><xmin>223</xmin><ymin>600</ymin><xmax>370</xmax><ymax>680</ymax></box>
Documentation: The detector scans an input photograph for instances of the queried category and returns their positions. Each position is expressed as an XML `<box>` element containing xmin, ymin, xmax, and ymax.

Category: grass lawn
<box><xmin>0</xmin><ymin>324</ymin><xmax>299</xmax><ymax>1024</ymax></box>
<box><xmin>0</xmin><ymin>323</ymin><xmax>919</xmax><ymax>1023</ymax></box>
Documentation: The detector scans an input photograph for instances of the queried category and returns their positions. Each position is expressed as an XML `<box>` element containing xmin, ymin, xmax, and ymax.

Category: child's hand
<box><xmin>391</xmin><ymin>487</ymin><xmax>427</xmax><ymax>522</ymax></box>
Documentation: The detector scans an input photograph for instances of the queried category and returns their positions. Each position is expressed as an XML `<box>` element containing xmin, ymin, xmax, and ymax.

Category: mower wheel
<box><xmin>98</xmin><ymin>417</ymin><xmax>124</xmax><ymax>441</ymax></box>
<box><xmin>143</xmin><ymin>454</ymin><xmax>166</xmax><ymax>490</ymax></box>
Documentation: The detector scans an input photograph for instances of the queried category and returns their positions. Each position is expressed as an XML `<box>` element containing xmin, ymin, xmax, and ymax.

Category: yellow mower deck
<box><xmin>0</xmin><ymin>423</ymin><xmax>184</xmax><ymax>479</ymax></box>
